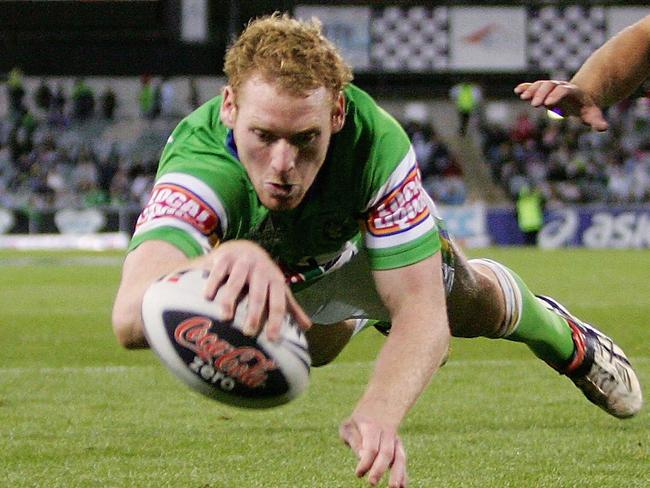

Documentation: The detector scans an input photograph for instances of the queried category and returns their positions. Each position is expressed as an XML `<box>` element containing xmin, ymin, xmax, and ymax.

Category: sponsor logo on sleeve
<box><xmin>366</xmin><ymin>167</ymin><xmax>430</xmax><ymax>236</ymax></box>
<box><xmin>136</xmin><ymin>183</ymin><xmax>219</xmax><ymax>235</ymax></box>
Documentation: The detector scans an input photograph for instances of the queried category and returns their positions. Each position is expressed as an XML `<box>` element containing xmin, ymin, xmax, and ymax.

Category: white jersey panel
<box><xmin>156</xmin><ymin>172</ymin><xmax>229</xmax><ymax>232</ymax></box>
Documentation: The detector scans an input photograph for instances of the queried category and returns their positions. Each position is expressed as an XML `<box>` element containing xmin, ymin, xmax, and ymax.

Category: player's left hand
<box><xmin>339</xmin><ymin>414</ymin><xmax>408</xmax><ymax>488</ymax></box>
<box><xmin>514</xmin><ymin>80</ymin><xmax>609</xmax><ymax>131</ymax></box>
<box><xmin>202</xmin><ymin>240</ymin><xmax>311</xmax><ymax>342</ymax></box>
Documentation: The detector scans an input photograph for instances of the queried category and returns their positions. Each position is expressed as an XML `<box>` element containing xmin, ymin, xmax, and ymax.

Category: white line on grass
<box><xmin>0</xmin><ymin>365</ymin><xmax>156</xmax><ymax>374</ymax></box>
<box><xmin>1</xmin><ymin>356</ymin><xmax>648</xmax><ymax>374</ymax></box>
<box><xmin>324</xmin><ymin>357</ymin><xmax>650</xmax><ymax>369</ymax></box>
<box><xmin>0</xmin><ymin>255</ymin><xmax>124</xmax><ymax>267</ymax></box>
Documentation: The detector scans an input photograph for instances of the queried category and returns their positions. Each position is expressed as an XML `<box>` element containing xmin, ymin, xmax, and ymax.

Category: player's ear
<box><xmin>220</xmin><ymin>86</ymin><xmax>237</xmax><ymax>128</ymax></box>
<box><xmin>331</xmin><ymin>92</ymin><xmax>345</xmax><ymax>134</ymax></box>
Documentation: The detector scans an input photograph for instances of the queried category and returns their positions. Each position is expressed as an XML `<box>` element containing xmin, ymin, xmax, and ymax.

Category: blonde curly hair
<box><xmin>224</xmin><ymin>13</ymin><xmax>353</xmax><ymax>103</ymax></box>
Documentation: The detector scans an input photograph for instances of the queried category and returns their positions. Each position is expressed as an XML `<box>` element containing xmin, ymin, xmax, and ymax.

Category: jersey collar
<box><xmin>226</xmin><ymin>129</ymin><xmax>240</xmax><ymax>160</ymax></box>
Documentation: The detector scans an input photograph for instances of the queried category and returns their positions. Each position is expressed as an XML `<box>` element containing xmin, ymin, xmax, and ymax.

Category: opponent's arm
<box><xmin>340</xmin><ymin>252</ymin><xmax>450</xmax><ymax>488</ymax></box>
<box><xmin>112</xmin><ymin>239</ymin><xmax>311</xmax><ymax>349</ymax></box>
<box><xmin>571</xmin><ymin>14</ymin><xmax>650</xmax><ymax>107</ymax></box>
<box><xmin>514</xmin><ymin>15</ymin><xmax>650</xmax><ymax>131</ymax></box>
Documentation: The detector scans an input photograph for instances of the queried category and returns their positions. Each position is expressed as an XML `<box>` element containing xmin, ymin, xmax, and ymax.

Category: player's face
<box><xmin>221</xmin><ymin>75</ymin><xmax>345</xmax><ymax>211</ymax></box>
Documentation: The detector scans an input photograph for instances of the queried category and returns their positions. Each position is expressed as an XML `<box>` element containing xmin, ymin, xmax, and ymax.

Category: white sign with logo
<box><xmin>607</xmin><ymin>7</ymin><xmax>650</xmax><ymax>39</ymax></box>
<box><xmin>181</xmin><ymin>0</ymin><xmax>208</xmax><ymax>43</ymax></box>
<box><xmin>450</xmin><ymin>7</ymin><xmax>526</xmax><ymax>71</ymax></box>
<box><xmin>0</xmin><ymin>208</ymin><xmax>15</xmax><ymax>234</ymax></box>
<box><xmin>295</xmin><ymin>5</ymin><xmax>371</xmax><ymax>70</ymax></box>
<box><xmin>538</xmin><ymin>209</ymin><xmax>579</xmax><ymax>249</ymax></box>
<box><xmin>439</xmin><ymin>203</ymin><xmax>490</xmax><ymax>248</ymax></box>
<box><xmin>539</xmin><ymin>208</ymin><xmax>650</xmax><ymax>249</ymax></box>
<box><xmin>583</xmin><ymin>211</ymin><xmax>650</xmax><ymax>248</ymax></box>
<box><xmin>54</xmin><ymin>208</ymin><xmax>106</xmax><ymax>234</ymax></box>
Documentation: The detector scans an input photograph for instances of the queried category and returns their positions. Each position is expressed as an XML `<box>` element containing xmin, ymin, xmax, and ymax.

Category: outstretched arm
<box><xmin>514</xmin><ymin>14</ymin><xmax>650</xmax><ymax>131</ymax></box>
<box><xmin>112</xmin><ymin>239</ymin><xmax>311</xmax><ymax>349</ymax></box>
<box><xmin>571</xmin><ymin>14</ymin><xmax>650</xmax><ymax>107</ymax></box>
<box><xmin>339</xmin><ymin>252</ymin><xmax>450</xmax><ymax>487</ymax></box>
<box><xmin>112</xmin><ymin>240</ymin><xmax>192</xmax><ymax>348</ymax></box>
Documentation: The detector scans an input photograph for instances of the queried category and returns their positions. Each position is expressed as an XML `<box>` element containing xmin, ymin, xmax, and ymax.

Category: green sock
<box><xmin>505</xmin><ymin>269</ymin><xmax>575</xmax><ymax>369</ymax></box>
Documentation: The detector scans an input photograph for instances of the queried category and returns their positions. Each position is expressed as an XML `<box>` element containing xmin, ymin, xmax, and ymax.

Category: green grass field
<box><xmin>0</xmin><ymin>248</ymin><xmax>648</xmax><ymax>487</ymax></box>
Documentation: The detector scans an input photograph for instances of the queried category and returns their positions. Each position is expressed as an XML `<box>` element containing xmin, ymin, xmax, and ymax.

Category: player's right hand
<box><xmin>202</xmin><ymin>239</ymin><xmax>311</xmax><ymax>341</ymax></box>
<box><xmin>340</xmin><ymin>414</ymin><xmax>408</xmax><ymax>488</ymax></box>
<box><xmin>514</xmin><ymin>80</ymin><xmax>609</xmax><ymax>131</ymax></box>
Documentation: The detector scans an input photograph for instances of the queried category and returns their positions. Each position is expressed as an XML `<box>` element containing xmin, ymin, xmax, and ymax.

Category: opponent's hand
<box><xmin>339</xmin><ymin>414</ymin><xmax>408</xmax><ymax>488</ymax></box>
<box><xmin>202</xmin><ymin>240</ymin><xmax>311</xmax><ymax>341</ymax></box>
<box><xmin>514</xmin><ymin>80</ymin><xmax>609</xmax><ymax>131</ymax></box>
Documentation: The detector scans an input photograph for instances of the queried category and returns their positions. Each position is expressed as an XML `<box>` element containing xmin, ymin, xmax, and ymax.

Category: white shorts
<box><xmin>294</xmin><ymin>218</ymin><xmax>456</xmax><ymax>325</ymax></box>
<box><xmin>294</xmin><ymin>249</ymin><xmax>390</xmax><ymax>324</ymax></box>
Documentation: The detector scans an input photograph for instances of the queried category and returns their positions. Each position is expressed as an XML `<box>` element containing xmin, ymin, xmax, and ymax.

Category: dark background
<box><xmin>0</xmin><ymin>0</ymin><xmax>643</xmax><ymax>97</ymax></box>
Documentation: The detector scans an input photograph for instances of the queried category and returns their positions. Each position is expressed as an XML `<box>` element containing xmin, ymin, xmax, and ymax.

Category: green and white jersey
<box><xmin>131</xmin><ymin>84</ymin><xmax>442</xmax><ymax>289</ymax></box>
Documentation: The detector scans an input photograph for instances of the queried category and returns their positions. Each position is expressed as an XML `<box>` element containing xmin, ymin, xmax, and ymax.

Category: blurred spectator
<box><xmin>97</xmin><ymin>143</ymin><xmax>119</xmax><ymax>195</ymax></box>
<box><xmin>160</xmin><ymin>77</ymin><xmax>175</xmax><ymax>118</ymax></box>
<box><xmin>109</xmin><ymin>164</ymin><xmax>131</xmax><ymax>206</ymax></box>
<box><xmin>516</xmin><ymin>183</ymin><xmax>545</xmax><ymax>246</ymax></box>
<box><xmin>72</xmin><ymin>78</ymin><xmax>95</xmax><ymax>121</ymax></box>
<box><xmin>34</xmin><ymin>78</ymin><xmax>52</xmax><ymax>114</ymax></box>
<box><xmin>450</xmin><ymin>81</ymin><xmax>482</xmax><ymax>136</ymax></box>
<box><xmin>606</xmin><ymin>152</ymin><xmax>632</xmax><ymax>203</ymax></box>
<box><xmin>100</xmin><ymin>86</ymin><xmax>117</xmax><ymax>120</ymax></box>
<box><xmin>8</xmin><ymin>109</ymin><xmax>38</xmax><ymax>162</ymax></box>
<box><xmin>71</xmin><ymin>150</ymin><xmax>98</xmax><ymax>191</ymax></box>
<box><xmin>6</xmin><ymin>67</ymin><xmax>26</xmax><ymax>115</ymax></box>
<box><xmin>129</xmin><ymin>161</ymin><xmax>154</xmax><ymax>206</ymax></box>
<box><xmin>49</xmin><ymin>84</ymin><xmax>68</xmax><ymax>127</ymax></box>
<box><xmin>511</xmin><ymin>112</ymin><xmax>537</xmax><ymax>143</ymax></box>
<box><xmin>139</xmin><ymin>75</ymin><xmax>160</xmax><ymax>119</ymax></box>
<box><xmin>46</xmin><ymin>158</ymin><xmax>75</xmax><ymax>208</ymax></box>
<box><xmin>404</xmin><ymin>120</ymin><xmax>467</xmax><ymax>205</ymax></box>
<box><xmin>188</xmin><ymin>78</ymin><xmax>200</xmax><ymax>110</ymax></box>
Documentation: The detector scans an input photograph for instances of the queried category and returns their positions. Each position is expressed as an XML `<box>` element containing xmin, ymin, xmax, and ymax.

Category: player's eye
<box><xmin>253</xmin><ymin>129</ymin><xmax>276</xmax><ymax>145</ymax></box>
<box><xmin>290</xmin><ymin>132</ymin><xmax>319</xmax><ymax>148</ymax></box>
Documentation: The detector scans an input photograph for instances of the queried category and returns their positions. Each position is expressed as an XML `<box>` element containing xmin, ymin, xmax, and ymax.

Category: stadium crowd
<box><xmin>0</xmin><ymin>72</ymin><xmax>184</xmax><ymax>214</ymax></box>
<box><xmin>403</xmin><ymin>119</ymin><xmax>468</xmax><ymax>205</ymax></box>
<box><xmin>0</xmin><ymin>73</ymin><xmax>469</xmax><ymax>217</ymax></box>
<box><xmin>482</xmin><ymin>94</ymin><xmax>650</xmax><ymax>205</ymax></box>
<box><xmin>3</xmin><ymin>72</ymin><xmax>649</xmax><ymax>217</ymax></box>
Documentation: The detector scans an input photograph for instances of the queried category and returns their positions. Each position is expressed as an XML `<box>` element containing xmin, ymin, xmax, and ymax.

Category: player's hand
<box><xmin>339</xmin><ymin>414</ymin><xmax>408</xmax><ymax>488</ymax></box>
<box><xmin>202</xmin><ymin>240</ymin><xmax>311</xmax><ymax>341</ymax></box>
<box><xmin>514</xmin><ymin>80</ymin><xmax>609</xmax><ymax>131</ymax></box>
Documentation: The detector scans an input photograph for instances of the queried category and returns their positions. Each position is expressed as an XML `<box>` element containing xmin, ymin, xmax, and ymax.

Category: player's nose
<box><xmin>269</xmin><ymin>139</ymin><xmax>297</xmax><ymax>173</ymax></box>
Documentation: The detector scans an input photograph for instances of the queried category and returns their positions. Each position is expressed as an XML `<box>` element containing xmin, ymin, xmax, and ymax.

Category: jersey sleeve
<box><xmin>129</xmin><ymin>171</ymin><xmax>228</xmax><ymax>257</ymax></box>
<box><xmin>129</xmin><ymin>102</ymin><xmax>249</xmax><ymax>257</ymax></box>
<box><xmin>355</xmin><ymin>95</ymin><xmax>441</xmax><ymax>270</ymax></box>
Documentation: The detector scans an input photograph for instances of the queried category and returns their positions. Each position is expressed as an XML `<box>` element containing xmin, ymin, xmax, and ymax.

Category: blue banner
<box><xmin>486</xmin><ymin>206</ymin><xmax>650</xmax><ymax>248</ymax></box>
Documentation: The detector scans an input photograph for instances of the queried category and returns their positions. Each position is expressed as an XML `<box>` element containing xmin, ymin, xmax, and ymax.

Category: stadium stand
<box><xmin>0</xmin><ymin>75</ymin><xmax>472</xmax><ymax>222</ymax></box>
<box><xmin>3</xmin><ymin>74</ymin><xmax>649</xmax><ymax>230</ymax></box>
<box><xmin>402</xmin><ymin>119</ymin><xmax>468</xmax><ymax>205</ymax></box>
<box><xmin>481</xmin><ymin>95</ymin><xmax>650</xmax><ymax>205</ymax></box>
<box><xmin>0</xmin><ymin>75</ymin><xmax>227</xmax><ymax>221</ymax></box>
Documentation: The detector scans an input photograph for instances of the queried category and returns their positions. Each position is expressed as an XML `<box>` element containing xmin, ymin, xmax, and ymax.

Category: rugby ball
<box><xmin>141</xmin><ymin>268</ymin><xmax>311</xmax><ymax>408</ymax></box>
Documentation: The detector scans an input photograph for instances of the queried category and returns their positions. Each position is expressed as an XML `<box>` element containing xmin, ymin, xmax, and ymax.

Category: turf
<box><xmin>0</xmin><ymin>248</ymin><xmax>648</xmax><ymax>487</ymax></box>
